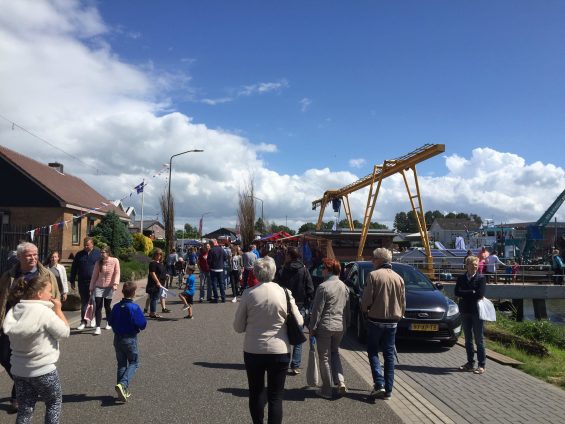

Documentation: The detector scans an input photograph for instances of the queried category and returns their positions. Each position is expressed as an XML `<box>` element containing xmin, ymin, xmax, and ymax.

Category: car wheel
<box><xmin>357</xmin><ymin>312</ymin><xmax>366</xmax><ymax>343</ymax></box>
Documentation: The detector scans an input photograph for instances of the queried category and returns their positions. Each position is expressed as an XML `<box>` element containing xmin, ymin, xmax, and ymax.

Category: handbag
<box><xmin>83</xmin><ymin>295</ymin><xmax>95</xmax><ymax>322</ymax></box>
<box><xmin>477</xmin><ymin>297</ymin><xmax>496</xmax><ymax>321</ymax></box>
<box><xmin>306</xmin><ymin>336</ymin><xmax>319</xmax><ymax>387</ymax></box>
<box><xmin>284</xmin><ymin>289</ymin><xmax>307</xmax><ymax>345</ymax></box>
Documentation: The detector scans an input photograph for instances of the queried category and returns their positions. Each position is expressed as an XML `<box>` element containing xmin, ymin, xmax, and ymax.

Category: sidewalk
<box><xmin>340</xmin><ymin>334</ymin><xmax>565</xmax><ymax>424</ymax></box>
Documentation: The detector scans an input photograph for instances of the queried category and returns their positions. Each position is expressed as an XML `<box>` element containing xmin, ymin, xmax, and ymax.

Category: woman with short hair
<box><xmin>309</xmin><ymin>257</ymin><xmax>350</xmax><ymax>398</ymax></box>
<box><xmin>234</xmin><ymin>256</ymin><xmax>303</xmax><ymax>424</ymax></box>
<box><xmin>146</xmin><ymin>249</ymin><xmax>166</xmax><ymax>319</ymax></box>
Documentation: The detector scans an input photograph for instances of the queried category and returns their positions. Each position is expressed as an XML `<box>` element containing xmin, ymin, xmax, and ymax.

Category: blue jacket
<box><xmin>108</xmin><ymin>299</ymin><xmax>147</xmax><ymax>335</ymax></box>
<box><xmin>207</xmin><ymin>246</ymin><xmax>226</xmax><ymax>270</ymax></box>
<box><xmin>70</xmin><ymin>248</ymin><xmax>101</xmax><ymax>285</ymax></box>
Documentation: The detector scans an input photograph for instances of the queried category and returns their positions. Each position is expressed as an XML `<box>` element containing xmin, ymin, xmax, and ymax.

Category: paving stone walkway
<box><xmin>340</xmin><ymin>335</ymin><xmax>565</xmax><ymax>424</ymax></box>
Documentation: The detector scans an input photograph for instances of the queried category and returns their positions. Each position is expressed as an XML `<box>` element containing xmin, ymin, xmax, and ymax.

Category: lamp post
<box><xmin>248</xmin><ymin>195</ymin><xmax>264</xmax><ymax>234</ymax></box>
<box><xmin>199</xmin><ymin>211</ymin><xmax>211</xmax><ymax>239</ymax></box>
<box><xmin>166</xmin><ymin>149</ymin><xmax>204</xmax><ymax>250</ymax></box>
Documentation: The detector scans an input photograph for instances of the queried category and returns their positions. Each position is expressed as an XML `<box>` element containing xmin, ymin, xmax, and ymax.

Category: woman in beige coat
<box><xmin>234</xmin><ymin>256</ymin><xmax>302</xmax><ymax>424</ymax></box>
<box><xmin>309</xmin><ymin>258</ymin><xmax>350</xmax><ymax>399</ymax></box>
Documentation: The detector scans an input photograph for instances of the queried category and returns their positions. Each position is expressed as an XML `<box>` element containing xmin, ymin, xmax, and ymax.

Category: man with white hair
<box><xmin>0</xmin><ymin>242</ymin><xmax>61</xmax><ymax>412</ymax></box>
<box><xmin>361</xmin><ymin>248</ymin><xmax>405</xmax><ymax>401</ymax></box>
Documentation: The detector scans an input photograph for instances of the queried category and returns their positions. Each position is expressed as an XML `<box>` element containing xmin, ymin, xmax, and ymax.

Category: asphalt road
<box><xmin>0</xmin><ymin>290</ymin><xmax>402</xmax><ymax>424</ymax></box>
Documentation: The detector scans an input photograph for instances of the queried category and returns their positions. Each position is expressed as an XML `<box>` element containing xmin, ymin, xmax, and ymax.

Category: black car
<box><xmin>343</xmin><ymin>261</ymin><xmax>461</xmax><ymax>347</ymax></box>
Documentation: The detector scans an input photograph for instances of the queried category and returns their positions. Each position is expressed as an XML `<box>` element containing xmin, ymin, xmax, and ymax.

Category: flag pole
<box><xmin>140</xmin><ymin>178</ymin><xmax>145</xmax><ymax>237</ymax></box>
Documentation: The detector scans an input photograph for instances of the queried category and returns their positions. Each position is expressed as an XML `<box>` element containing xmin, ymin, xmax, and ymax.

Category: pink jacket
<box><xmin>89</xmin><ymin>257</ymin><xmax>120</xmax><ymax>291</ymax></box>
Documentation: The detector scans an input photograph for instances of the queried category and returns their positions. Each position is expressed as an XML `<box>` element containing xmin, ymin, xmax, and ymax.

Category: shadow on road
<box><xmin>194</xmin><ymin>361</ymin><xmax>246</xmax><ymax>370</ymax></box>
<box><xmin>395</xmin><ymin>364</ymin><xmax>458</xmax><ymax>375</ymax></box>
<box><xmin>62</xmin><ymin>393</ymin><xmax>117</xmax><ymax>407</ymax></box>
<box><xmin>218</xmin><ymin>387</ymin><xmax>376</xmax><ymax>404</ymax></box>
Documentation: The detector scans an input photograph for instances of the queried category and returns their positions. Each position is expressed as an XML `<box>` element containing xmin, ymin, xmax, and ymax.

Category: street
<box><xmin>0</xmin><ymin>285</ymin><xmax>401</xmax><ymax>424</ymax></box>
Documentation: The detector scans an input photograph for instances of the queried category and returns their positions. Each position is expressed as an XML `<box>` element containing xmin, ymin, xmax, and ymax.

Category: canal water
<box><xmin>523</xmin><ymin>299</ymin><xmax>565</xmax><ymax>324</ymax></box>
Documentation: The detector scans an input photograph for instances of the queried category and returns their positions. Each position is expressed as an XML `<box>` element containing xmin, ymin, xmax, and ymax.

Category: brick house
<box><xmin>0</xmin><ymin>145</ymin><xmax>129</xmax><ymax>261</ymax></box>
<box><xmin>129</xmin><ymin>220</ymin><xmax>165</xmax><ymax>240</ymax></box>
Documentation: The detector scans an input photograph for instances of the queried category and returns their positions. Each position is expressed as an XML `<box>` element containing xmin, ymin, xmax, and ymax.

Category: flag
<box><xmin>198</xmin><ymin>217</ymin><xmax>203</xmax><ymax>239</ymax></box>
<box><xmin>135</xmin><ymin>182</ymin><xmax>145</xmax><ymax>194</ymax></box>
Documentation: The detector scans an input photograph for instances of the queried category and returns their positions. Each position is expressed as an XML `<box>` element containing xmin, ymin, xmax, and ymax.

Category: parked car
<box><xmin>343</xmin><ymin>261</ymin><xmax>461</xmax><ymax>347</ymax></box>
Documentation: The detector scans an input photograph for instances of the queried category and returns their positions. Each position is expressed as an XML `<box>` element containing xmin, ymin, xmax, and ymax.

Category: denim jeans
<box><xmin>199</xmin><ymin>271</ymin><xmax>210</xmax><ymax>301</ymax></box>
<box><xmin>149</xmin><ymin>290</ymin><xmax>160</xmax><ymax>314</ymax></box>
<box><xmin>209</xmin><ymin>271</ymin><xmax>225</xmax><ymax>302</ymax></box>
<box><xmin>289</xmin><ymin>306</ymin><xmax>306</xmax><ymax>369</ymax></box>
<box><xmin>114</xmin><ymin>334</ymin><xmax>139</xmax><ymax>389</ymax></box>
<box><xmin>244</xmin><ymin>352</ymin><xmax>289</xmax><ymax>424</ymax></box>
<box><xmin>366</xmin><ymin>321</ymin><xmax>397</xmax><ymax>394</ymax></box>
<box><xmin>461</xmin><ymin>313</ymin><xmax>486</xmax><ymax>367</ymax></box>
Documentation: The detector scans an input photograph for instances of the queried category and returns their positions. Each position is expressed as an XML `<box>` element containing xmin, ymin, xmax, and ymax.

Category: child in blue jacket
<box><xmin>179</xmin><ymin>266</ymin><xmax>195</xmax><ymax>319</ymax></box>
<box><xmin>108</xmin><ymin>281</ymin><xmax>147</xmax><ymax>402</ymax></box>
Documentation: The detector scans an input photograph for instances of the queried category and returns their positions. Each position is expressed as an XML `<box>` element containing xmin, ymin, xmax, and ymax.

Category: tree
<box><xmin>91</xmin><ymin>211</ymin><xmax>133</xmax><ymax>255</ymax></box>
<box><xmin>369</xmin><ymin>221</ymin><xmax>388</xmax><ymax>230</ymax></box>
<box><xmin>175</xmin><ymin>223</ymin><xmax>198</xmax><ymax>239</ymax></box>
<box><xmin>160</xmin><ymin>191</ymin><xmax>175</xmax><ymax>252</ymax></box>
<box><xmin>394</xmin><ymin>212</ymin><xmax>409</xmax><ymax>232</ymax></box>
<box><xmin>298</xmin><ymin>222</ymin><xmax>317</xmax><ymax>233</ymax></box>
<box><xmin>237</xmin><ymin>178</ymin><xmax>256</xmax><ymax>248</ymax></box>
<box><xmin>254</xmin><ymin>217</ymin><xmax>266</xmax><ymax>235</ymax></box>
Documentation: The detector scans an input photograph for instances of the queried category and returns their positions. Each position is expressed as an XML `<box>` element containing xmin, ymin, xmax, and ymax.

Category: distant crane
<box><xmin>312</xmin><ymin>144</ymin><xmax>445</xmax><ymax>275</ymax></box>
<box><xmin>521</xmin><ymin>187</ymin><xmax>565</xmax><ymax>260</ymax></box>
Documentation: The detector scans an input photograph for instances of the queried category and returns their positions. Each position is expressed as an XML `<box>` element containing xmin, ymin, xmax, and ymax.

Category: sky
<box><xmin>1</xmin><ymin>0</ymin><xmax>565</xmax><ymax>234</ymax></box>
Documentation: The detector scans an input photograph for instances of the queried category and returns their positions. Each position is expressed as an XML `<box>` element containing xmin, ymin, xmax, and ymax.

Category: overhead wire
<box><xmin>0</xmin><ymin>112</ymin><xmax>102</xmax><ymax>174</ymax></box>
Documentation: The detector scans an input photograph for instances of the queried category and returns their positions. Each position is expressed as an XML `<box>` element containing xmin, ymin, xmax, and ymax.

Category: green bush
<box><xmin>152</xmin><ymin>239</ymin><xmax>166</xmax><ymax>250</ymax></box>
<box><xmin>132</xmin><ymin>233</ymin><xmax>154</xmax><ymax>255</ymax></box>
<box><xmin>494</xmin><ymin>313</ymin><xmax>565</xmax><ymax>349</ymax></box>
<box><xmin>117</xmin><ymin>246</ymin><xmax>137</xmax><ymax>261</ymax></box>
<box><xmin>119</xmin><ymin>258</ymin><xmax>149</xmax><ymax>282</ymax></box>
<box><xmin>91</xmin><ymin>211</ymin><xmax>133</xmax><ymax>255</ymax></box>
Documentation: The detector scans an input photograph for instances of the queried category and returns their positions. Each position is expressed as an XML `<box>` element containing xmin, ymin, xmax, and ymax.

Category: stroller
<box><xmin>175</xmin><ymin>258</ymin><xmax>186</xmax><ymax>289</ymax></box>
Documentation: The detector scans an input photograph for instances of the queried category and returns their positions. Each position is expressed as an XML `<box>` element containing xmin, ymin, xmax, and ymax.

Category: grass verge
<box><xmin>485</xmin><ymin>338</ymin><xmax>565</xmax><ymax>390</ymax></box>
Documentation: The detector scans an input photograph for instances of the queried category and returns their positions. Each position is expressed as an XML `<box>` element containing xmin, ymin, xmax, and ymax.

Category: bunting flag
<box><xmin>22</xmin><ymin>163</ymin><xmax>171</xmax><ymax>238</ymax></box>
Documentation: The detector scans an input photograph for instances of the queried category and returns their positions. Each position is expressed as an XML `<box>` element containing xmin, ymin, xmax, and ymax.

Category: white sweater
<box><xmin>2</xmin><ymin>300</ymin><xmax>70</xmax><ymax>377</ymax></box>
<box><xmin>233</xmin><ymin>282</ymin><xmax>303</xmax><ymax>355</ymax></box>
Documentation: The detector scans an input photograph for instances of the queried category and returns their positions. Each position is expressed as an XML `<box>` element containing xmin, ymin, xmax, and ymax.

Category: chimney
<box><xmin>48</xmin><ymin>162</ymin><xmax>64</xmax><ymax>174</ymax></box>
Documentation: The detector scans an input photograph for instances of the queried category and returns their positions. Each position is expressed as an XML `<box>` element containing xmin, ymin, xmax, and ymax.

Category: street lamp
<box><xmin>248</xmin><ymin>195</ymin><xmax>264</xmax><ymax>234</ymax></box>
<box><xmin>199</xmin><ymin>211</ymin><xmax>211</xmax><ymax>239</ymax></box>
<box><xmin>166</xmin><ymin>149</ymin><xmax>204</xmax><ymax>250</ymax></box>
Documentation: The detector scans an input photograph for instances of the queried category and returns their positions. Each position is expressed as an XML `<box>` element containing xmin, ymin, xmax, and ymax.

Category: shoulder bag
<box><xmin>284</xmin><ymin>288</ymin><xmax>307</xmax><ymax>345</ymax></box>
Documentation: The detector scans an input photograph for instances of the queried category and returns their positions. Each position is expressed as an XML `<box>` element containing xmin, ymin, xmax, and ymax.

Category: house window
<box><xmin>72</xmin><ymin>217</ymin><xmax>81</xmax><ymax>245</ymax></box>
<box><xmin>86</xmin><ymin>217</ymin><xmax>96</xmax><ymax>236</ymax></box>
<box><xmin>0</xmin><ymin>212</ymin><xmax>9</xmax><ymax>225</ymax></box>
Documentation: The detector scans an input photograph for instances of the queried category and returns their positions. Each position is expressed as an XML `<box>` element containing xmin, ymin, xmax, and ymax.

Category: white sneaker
<box><xmin>94</xmin><ymin>327</ymin><xmax>101</xmax><ymax>335</ymax></box>
<box><xmin>76</xmin><ymin>323</ymin><xmax>86</xmax><ymax>331</ymax></box>
<box><xmin>105</xmin><ymin>324</ymin><xmax>112</xmax><ymax>330</ymax></box>
<box><xmin>89</xmin><ymin>320</ymin><xmax>96</xmax><ymax>328</ymax></box>
<box><xmin>231</xmin><ymin>297</ymin><xmax>237</xmax><ymax>303</ymax></box>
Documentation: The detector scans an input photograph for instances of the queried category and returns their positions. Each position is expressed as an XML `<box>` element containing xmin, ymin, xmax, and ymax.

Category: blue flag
<box><xmin>134</xmin><ymin>182</ymin><xmax>145</xmax><ymax>194</ymax></box>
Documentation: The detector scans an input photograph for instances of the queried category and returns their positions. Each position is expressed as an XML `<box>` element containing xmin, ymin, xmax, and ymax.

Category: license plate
<box><xmin>411</xmin><ymin>323</ymin><xmax>439</xmax><ymax>331</ymax></box>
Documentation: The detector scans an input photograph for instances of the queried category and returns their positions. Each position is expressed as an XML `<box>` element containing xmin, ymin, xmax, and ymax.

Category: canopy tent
<box><xmin>258</xmin><ymin>231</ymin><xmax>298</xmax><ymax>242</ymax></box>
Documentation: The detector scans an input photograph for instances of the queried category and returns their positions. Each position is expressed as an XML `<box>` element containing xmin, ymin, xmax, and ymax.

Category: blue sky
<box><xmin>98</xmin><ymin>0</ymin><xmax>565</xmax><ymax>176</ymax></box>
<box><xmin>1</xmin><ymin>0</ymin><xmax>564</xmax><ymax>232</ymax></box>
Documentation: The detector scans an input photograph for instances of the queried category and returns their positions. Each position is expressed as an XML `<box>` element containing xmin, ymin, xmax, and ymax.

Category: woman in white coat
<box><xmin>234</xmin><ymin>256</ymin><xmax>303</xmax><ymax>424</ymax></box>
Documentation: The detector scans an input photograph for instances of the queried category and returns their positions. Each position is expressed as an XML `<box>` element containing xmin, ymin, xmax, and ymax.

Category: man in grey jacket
<box><xmin>361</xmin><ymin>248</ymin><xmax>405</xmax><ymax>400</ymax></box>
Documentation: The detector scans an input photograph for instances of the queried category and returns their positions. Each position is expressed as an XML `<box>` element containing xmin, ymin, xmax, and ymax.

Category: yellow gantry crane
<box><xmin>312</xmin><ymin>144</ymin><xmax>445</xmax><ymax>275</ymax></box>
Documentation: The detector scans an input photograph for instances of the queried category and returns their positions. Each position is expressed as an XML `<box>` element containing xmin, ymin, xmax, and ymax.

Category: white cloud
<box><xmin>299</xmin><ymin>97</ymin><xmax>311</xmax><ymax>112</ymax></box>
<box><xmin>1</xmin><ymin>1</ymin><xmax>564</xmax><ymax>233</ymax></box>
<box><xmin>238</xmin><ymin>79</ymin><xmax>289</xmax><ymax>96</ymax></box>
<box><xmin>349</xmin><ymin>158</ymin><xmax>366</xmax><ymax>168</ymax></box>
<box><xmin>201</xmin><ymin>97</ymin><xmax>234</xmax><ymax>105</ymax></box>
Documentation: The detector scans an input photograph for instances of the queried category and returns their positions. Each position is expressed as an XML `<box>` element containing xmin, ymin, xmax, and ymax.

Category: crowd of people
<box><xmin>0</xmin><ymin>235</ymin><xmax>500</xmax><ymax>424</ymax></box>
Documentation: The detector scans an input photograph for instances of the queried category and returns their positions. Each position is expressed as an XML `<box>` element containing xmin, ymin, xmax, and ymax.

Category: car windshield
<box><xmin>361</xmin><ymin>264</ymin><xmax>435</xmax><ymax>291</ymax></box>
